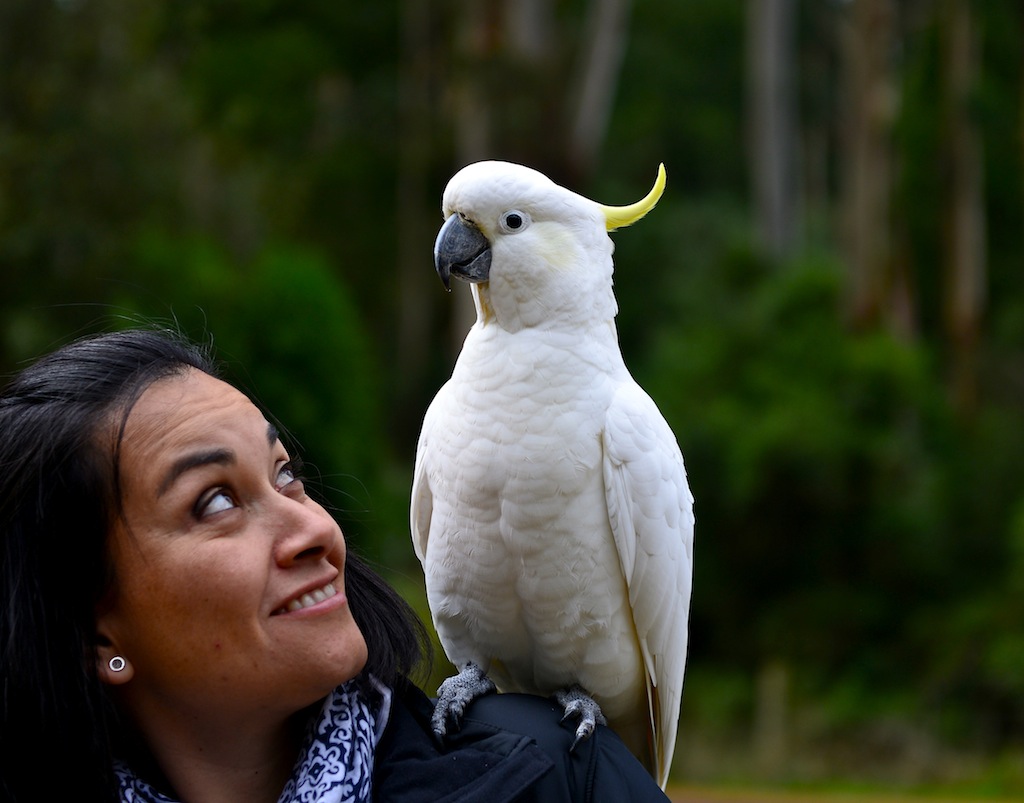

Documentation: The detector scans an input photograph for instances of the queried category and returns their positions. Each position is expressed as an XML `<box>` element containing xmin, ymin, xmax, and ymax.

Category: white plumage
<box><xmin>411</xmin><ymin>160</ymin><xmax>693</xmax><ymax>788</ymax></box>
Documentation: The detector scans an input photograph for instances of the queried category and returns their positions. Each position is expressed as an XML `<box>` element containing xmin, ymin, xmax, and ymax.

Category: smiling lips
<box><xmin>274</xmin><ymin>581</ymin><xmax>339</xmax><ymax>615</ymax></box>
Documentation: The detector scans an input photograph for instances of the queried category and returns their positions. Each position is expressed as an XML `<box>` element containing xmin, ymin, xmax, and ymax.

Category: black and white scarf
<box><xmin>114</xmin><ymin>679</ymin><xmax>392</xmax><ymax>803</ymax></box>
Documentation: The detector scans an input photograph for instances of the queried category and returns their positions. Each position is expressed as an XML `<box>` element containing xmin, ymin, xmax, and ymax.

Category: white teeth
<box><xmin>282</xmin><ymin>582</ymin><xmax>337</xmax><ymax>613</ymax></box>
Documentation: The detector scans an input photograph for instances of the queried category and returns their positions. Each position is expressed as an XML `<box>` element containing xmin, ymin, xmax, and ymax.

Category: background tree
<box><xmin>747</xmin><ymin>0</ymin><xmax>799</xmax><ymax>260</ymax></box>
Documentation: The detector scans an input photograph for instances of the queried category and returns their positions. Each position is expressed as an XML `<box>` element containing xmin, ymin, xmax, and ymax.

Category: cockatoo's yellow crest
<box><xmin>598</xmin><ymin>163</ymin><xmax>666</xmax><ymax>232</ymax></box>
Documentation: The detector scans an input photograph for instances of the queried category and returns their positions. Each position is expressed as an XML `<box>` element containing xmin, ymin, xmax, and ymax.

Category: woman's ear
<box><xmin>95</xmin><ymin>617</ymin><xmax>134</xmax><ymax>686</ymax></box>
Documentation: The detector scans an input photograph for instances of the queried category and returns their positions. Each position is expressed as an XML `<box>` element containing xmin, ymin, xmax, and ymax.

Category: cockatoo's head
<box><xmin>433</xmin><ymin>161</ymin><xmax>665</xmax><ymax>330</ymax></box>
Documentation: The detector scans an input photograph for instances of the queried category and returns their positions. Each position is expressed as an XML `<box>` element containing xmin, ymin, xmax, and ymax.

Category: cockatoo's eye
<box><xmin>499</xmin><ymin>210</ymin><xmax>530</xmax><ymax>234</ymax></box>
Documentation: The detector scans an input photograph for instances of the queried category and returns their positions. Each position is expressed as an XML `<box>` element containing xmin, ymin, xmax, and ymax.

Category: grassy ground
<box><xmin>665</xmin><ymin>787</ymin><xmax>1022</xmax><ymax>803</ymax></box>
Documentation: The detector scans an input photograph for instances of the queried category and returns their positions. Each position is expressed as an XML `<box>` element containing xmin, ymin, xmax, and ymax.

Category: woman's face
<box><xmin>96</xmin><ymin>370</ymin><xmax>368</xmax><ymax>727</ymax></box>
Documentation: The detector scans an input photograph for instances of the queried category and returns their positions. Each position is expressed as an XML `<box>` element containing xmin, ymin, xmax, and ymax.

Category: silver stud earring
<box><xmin>108</xmin><ymin>656</ymin><xmax>126</xmax><ymax>673</ymax></box>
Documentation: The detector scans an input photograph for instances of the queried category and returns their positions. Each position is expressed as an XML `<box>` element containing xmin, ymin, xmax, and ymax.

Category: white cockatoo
<box><xmin>410</xmin><ymin>161</ymin><xmax>693</xmax><ymax>788</ymax></box>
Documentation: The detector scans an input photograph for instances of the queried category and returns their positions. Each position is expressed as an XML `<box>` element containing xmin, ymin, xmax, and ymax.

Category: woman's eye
<box><xmin>275</xmin><ymin>459</ymin><xmax>304</xmax><ymax>493</ymax></box>
<box><xmin>196</xmin><ymin>489</ymin><xmax>236</xmax><ymax>518</ymax></box>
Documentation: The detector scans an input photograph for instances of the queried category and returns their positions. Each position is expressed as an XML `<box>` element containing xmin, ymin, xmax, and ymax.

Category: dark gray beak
<box><xmin>433</xmin><ymin>214</ymin><xmax>492</xmax><ymax>291</ymax></box>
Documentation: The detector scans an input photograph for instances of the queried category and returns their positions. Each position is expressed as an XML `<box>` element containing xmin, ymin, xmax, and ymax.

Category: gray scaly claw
<box><xmin>431</xmin><ymin>661</ymin><xmax>497</xmax><ymax>739</ymax></box>
<box><xmin>554</xmin><ymin>684</ymin><xmax>607</xmax><ymax>751</ymax></box>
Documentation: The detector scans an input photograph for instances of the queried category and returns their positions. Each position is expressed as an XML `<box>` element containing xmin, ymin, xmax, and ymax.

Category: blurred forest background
<box><xmin>1</xmin><ymin>0</ymin><xmax>1023</xmax><ymax>794</ymax></box>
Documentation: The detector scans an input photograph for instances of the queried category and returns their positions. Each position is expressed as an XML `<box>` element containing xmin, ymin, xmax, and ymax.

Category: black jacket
<box><xmin>373</xmin><ymin>684</ymin><xmax>671</xmax><ymax>802</ymax></box>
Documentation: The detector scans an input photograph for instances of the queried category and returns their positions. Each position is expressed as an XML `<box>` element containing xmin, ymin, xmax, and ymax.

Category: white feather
<box><xmin>411</xmin><ymin>161</ymin><xmax>694</xmax><ymax>788</ymax></box>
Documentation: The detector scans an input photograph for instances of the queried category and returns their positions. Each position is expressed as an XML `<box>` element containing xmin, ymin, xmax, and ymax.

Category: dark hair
<box><xmin>0</xmin><ymin>328</ymin><xmax>427</xmax><ymax>802</ymax></box>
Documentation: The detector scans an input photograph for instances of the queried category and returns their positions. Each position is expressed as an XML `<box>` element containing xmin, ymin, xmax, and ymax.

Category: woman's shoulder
<box><xmin>373</xmin><ymin>684</ymin><xmax>670</xmax><ymax>803</ymax></box>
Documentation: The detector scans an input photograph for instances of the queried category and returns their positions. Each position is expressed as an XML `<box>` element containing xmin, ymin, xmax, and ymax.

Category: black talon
<box><xmin>553</xmin><ymin>684</ymin><xmax>606</xmax><ymax>751</ymax></box>
<box><xmin>431</xmin><ymin>662</ymin><xmax>497</xmax><ymax>739</ymax></box>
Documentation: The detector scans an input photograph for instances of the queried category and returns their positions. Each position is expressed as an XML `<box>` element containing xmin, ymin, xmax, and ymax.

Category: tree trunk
<box><xmin>445</xmin><ymin>1</ymin><xmax>502</xmax><ymax>354</ymax></box>
<box><xmin>943</xmin><ymin>0</ymin><xmax>986</xmax><ymax>415</ymax></box>
<box><xmin>567</xmin><ymin>0</ymin><xmax>634</xmax><ymax>182</ymax></box>
<box><xmin>839</xmin><ymin>0</ymin><xmax>898</xmax><ymax>329</ymax></box>
<box><xmin>747</xmin><ymin>0</ymin><xmax>799</xmax><ymax>260</ymax></box>
<box><xmin>753</xmin><ymin>660</ymin><xmax>790</xmax><ymax>779</ymax></box>
<box><xmin>394</xmin><ymin>0</ymin><xmax>440</xmax><ymax>440</ymax></box>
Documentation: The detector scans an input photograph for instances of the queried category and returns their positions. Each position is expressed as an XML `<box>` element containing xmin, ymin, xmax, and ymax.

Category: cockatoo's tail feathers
<box><xmin>598</xmin><ymin>163</ymin><xmax>666</xmax><ymax>232</ymax></box>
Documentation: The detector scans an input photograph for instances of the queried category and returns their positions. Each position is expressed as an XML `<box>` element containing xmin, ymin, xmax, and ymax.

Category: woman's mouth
<box><xmin>273</xmin><ymin>582</ymin><xmax>338</xmax><ymax>615</ymax></box>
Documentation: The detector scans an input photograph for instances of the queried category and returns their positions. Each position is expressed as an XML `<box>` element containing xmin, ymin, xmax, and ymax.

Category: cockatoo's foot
<box><xmin>431</xmin><ymin>661</ymin><xmax>497</xmax><ymax>739</ymax></box>
<box><xmin>554</xmin><ymin>684</ymin><xmax>608</xmax><ymax>751</ymax></box>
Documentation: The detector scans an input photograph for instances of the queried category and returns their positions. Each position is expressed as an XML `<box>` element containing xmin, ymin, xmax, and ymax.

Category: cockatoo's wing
<box><xmin>410</xmin><ymin>402</ymin><xmax>436</xmax><ymax>565</ymax></box>
<box><xmin>603</xmin><ymin>381</ymin><xmax>694</xmax><ymax>789</ymax></box>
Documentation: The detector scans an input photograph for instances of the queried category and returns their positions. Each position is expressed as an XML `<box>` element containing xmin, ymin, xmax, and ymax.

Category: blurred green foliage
<box><xmin>111</xmin><ymin>234</ymin><xmax>395</xmax><ymax>543</ymax></box>
<box><xmin>1</xmin><ymin>0</ymin><xmax>1023</xmax><ymax>784</ymax></box>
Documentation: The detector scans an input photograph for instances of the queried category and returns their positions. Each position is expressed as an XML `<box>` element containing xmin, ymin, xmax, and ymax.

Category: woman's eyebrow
<box><xmin>158</xmin><ymin>449</ymin><xmax>235</xmax><ymax>497</ymax></box>
<box><xmin>156</xmin><ymin>423</ymin><xmax>280</xmax><ymax>497</ymax></box>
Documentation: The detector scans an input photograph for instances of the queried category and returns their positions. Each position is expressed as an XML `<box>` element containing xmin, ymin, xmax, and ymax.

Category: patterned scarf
<box><xmin>114</xmin><ymin>679</ymin><xmax>392</xmax><ymax>803</ymax></box>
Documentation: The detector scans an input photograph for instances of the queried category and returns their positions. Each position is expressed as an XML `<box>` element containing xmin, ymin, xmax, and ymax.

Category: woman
<box><xmin>0</xmin><ymin>328</ymin><xmax>669</xmax><ymax>802</ymax></box>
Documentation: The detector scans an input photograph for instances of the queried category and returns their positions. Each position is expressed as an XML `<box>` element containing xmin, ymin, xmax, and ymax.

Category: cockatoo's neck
<box><xmin>465</xmin><ymin>285</ymin><xmax>625</xmax><ymax>372</ymax></box>
<box><xmin>471</xmin><ymin>269</ymin><xmax>618</xmax><ymax>336</ymax></box>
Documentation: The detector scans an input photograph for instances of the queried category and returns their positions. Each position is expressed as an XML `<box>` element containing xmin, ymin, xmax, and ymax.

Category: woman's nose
<box><xmin>271</xmin><ymin>495</ymin><xmax>341</xmax><ymax>567</ymax></box>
